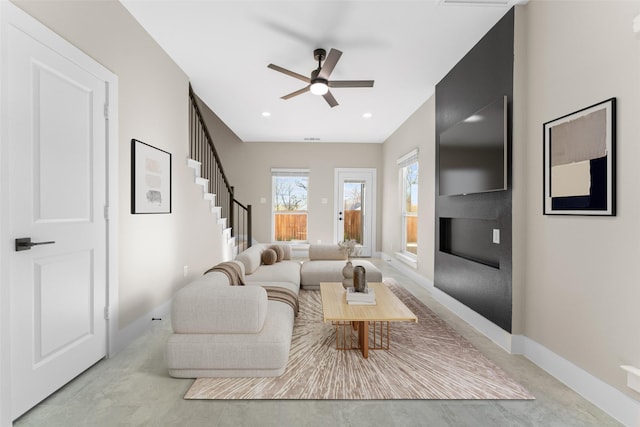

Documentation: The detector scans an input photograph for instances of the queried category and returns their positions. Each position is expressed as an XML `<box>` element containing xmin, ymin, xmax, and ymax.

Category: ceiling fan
<box><xmin>267</xmin><ymin>48</ymin><xmax>374</xmax><ymax>108</ymax></box>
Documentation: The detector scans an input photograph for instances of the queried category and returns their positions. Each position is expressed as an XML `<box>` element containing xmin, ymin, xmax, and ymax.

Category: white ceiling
<box><xmin>120</xmin><ymin>0</ymin><xmax>521</xmax><ymax>143</ymax></box>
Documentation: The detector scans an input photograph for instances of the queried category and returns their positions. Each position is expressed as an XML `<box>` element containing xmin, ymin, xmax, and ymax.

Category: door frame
<box><xmin>0</xmin><ymin>3</ymin><xmax>119</xmax><ymax>423</ymax></box>
<box><xmin>334</xmin><ymin>168</ymin><xmax>377</xmax><ymax>257</ymax></box>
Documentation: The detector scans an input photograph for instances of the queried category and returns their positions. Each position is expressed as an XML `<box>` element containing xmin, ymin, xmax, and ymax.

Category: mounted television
<box><xmin>438</xmin><ymin>96</ymin><xmax>508</xmax><ymax>196</ymax></box>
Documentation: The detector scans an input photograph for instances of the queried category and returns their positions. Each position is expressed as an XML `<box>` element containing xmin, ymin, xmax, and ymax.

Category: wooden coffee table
<box><xmin>320</xmin><ymin>282</ymin><xmax>418</xmax><ymax>358</ymax></box>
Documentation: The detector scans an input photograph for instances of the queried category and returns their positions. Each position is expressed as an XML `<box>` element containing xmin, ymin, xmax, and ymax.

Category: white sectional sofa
<box><xmin>166</xmin><ymin>243</ymin><xmax>300</xmax><ymax>378</ymax></box>
<box><xmin>166</xmin><ymin>243</ymin><xmax>382</xmax><ymax>378</ymax></box>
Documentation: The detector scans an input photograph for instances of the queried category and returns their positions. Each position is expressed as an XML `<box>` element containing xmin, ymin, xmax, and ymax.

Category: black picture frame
<box><xmin>543</xmin><ymin>98</ymin><xmax>616</xmax><ymax>216</ymax></box>
<box><xmin>131</xmin><ymin>139</ymin><xmax>172</xmax><ymax>214</ymax></box>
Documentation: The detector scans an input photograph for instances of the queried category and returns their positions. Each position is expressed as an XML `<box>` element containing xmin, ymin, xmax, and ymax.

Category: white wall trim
<box><xmin>0</xmin><ymin>5</ymin><xmax>11</xmax><ymax>425</ymax></box>
<box><xmin>512</xmin><ymin>335</ymin><xmax>640</xmax><ymax>427</ymax></box>
<box><xmin>106</xmin><ymin>80</ymin><xmax>119</xmax><ymax>358</ymax></box>
<box><xmin>395</xmin><ymin>251</ymin><xmax>418</xmax><ymax>269</ymax></box>
<box><xmin>382</xmin><ymin>251</ymin><xmax>640</xmax><ymax>426</ymax></box>
<box><xmin>110</xmin><ymin>298</ymin><xmax>173</xmax><ymax>355</ymax></box>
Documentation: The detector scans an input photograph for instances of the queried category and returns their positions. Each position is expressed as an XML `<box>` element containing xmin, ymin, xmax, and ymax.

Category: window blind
<box><xmin>397</xmin><ymin>148</ymin><xmax>419</xmax><ymax>167</ymax></box>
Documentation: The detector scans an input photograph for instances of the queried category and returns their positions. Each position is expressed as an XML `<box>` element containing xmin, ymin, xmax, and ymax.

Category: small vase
<box><xmin>353</xmin><ymin>265</ymin><xmax>367</xmax><ymax>293</ymax></box>
<box><xmin>342</xmin><ymin>260</ymin><xmax>354</xmax><ymax>288</ymax></box>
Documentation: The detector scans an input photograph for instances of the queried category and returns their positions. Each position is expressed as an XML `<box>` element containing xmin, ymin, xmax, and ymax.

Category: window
<box><xmin>398</xmin><ymin>150</ymin><xmax>418</xmax><ymax>258</ymax></box>
<box><xmin>272</xmin><ymin>169</ymin><xmax>309</xmax><ymax>242</ymax></box>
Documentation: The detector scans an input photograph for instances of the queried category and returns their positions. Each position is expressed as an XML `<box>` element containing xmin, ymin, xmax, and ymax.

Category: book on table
<box><xmin>346</xmin><ymin>287</ymin><xmax>376</xmax><ymax>304</ymax></box>
<box><xmin>347</xmin><ymin>300</ymin><xmax>377</xmax><ymax>305</ymax></box>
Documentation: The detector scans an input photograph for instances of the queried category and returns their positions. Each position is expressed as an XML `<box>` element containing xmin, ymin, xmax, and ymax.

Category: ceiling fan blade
<box><xmin>317</xmin><ymin>48</ymin><xmax>343</xmax><ymax>80</ymax></box>
<box><xmin>268</xmin><ymin>64</ymin><xmax>310</xmax><ymax>83</ymax></box>
<box><xmin>329</xmin><ymin>80</ymin><xmax>375</xmax><ymax>88</ymax></box>
<box><xmin>323</xmin><ymin>90</ymin><xmax>339</xmax><ymax>108</ymax></box>
<box><xmin>281</xmin><ymin>86</ymin><xmax>310</xmax><ymax>100</ymax></box>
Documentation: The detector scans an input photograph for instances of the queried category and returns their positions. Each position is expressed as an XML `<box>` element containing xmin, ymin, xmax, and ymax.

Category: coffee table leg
<box><xmin>358</xmin><ymin>321</ymin><xmax>369</xmax><ymax>358</ymax></box>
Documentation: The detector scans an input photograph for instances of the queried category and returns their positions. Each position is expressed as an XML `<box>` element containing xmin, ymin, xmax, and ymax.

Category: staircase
<box><xmin>186</xmin><ymin>157</ymin><xmax>235</xmax><ymax>258</ymax></box>
<box><xmin>188</xmin><ymin>84</ymin><xmax>252</xmax><ymax>258</ymax></box>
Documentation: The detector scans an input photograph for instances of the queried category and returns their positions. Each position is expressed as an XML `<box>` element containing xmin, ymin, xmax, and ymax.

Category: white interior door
<box><xmin>7</xmin><ymin>14</ymin><xmax>109</xmax><ymax>419</ymax></box>
<box><xmin>335</xmin><ymin>168</ymin><xmax>376</xmax><ymax>257</ymax></box>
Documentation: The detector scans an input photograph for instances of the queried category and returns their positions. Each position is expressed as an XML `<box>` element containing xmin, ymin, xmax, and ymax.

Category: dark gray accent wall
<box><xmin>434</xmin><ymin>8</ymin><xmax>514</xmax><ymax>332</ymax></box>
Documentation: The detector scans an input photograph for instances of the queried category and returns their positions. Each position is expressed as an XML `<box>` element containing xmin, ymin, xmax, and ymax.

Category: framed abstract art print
<box><xmin>543</xmin><ymin>98</ymin><xmax>616</xmax><ymax>216</ymax></box>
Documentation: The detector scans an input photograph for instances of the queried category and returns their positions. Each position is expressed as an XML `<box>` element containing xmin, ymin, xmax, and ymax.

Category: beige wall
<box><xmin>196</xmin><ymin>99</ymin><xmax>384</xmax><ymax>248</ymax></box>
<box><xmin>13</xmin><ymin>0</ymin><xmax>226</xmax><ymax>328</ymax></box>
<box><xmin>518</xmin><ymin>0</ymin><xmax>640</xmax><ymax>398</ymax></box>
<box><xmin>381</xmin><ymin>97</ymin><xmax>436</xmax><ymax>281</ymax></box>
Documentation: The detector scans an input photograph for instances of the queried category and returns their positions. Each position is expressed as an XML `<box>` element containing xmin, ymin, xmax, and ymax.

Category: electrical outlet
<box><xmin>492</xmin><ymin>229</ymin><xmax>500</xmax><ymax>244</ymax></box>
<box><xmin>183</xmin><ymin>265</ymin><xmax>189</xmax><ymax>277</ymax></box>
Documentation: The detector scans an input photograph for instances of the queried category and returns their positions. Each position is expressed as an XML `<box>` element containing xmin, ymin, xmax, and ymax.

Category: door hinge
<box><xmin>104</xmin><ymin>103</ymin><xmax>109</xmax><ymax>119</ymax></box>
<box><xmin>104</xmin><ymin>306</ymin><xmax>110</xmax><ymax>320</ymax></box>
<box><xmin>104</xmin><ymin>205</ymin><xmax>109</xmax><ymax>220</ymax></box>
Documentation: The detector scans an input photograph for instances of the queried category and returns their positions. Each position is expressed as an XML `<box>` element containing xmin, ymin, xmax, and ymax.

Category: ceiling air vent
<box><xmin>304</xmin><ymin>137</ymin><xmax>321</xmax><ymax>141</ymax></box>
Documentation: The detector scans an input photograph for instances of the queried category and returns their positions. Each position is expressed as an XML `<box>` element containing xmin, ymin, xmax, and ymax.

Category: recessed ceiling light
<box><xmin>363</xmin><ymin>113</ymin><xmax>373</xmax><ymax>119</ymax></box>
<box><xmin>262</xmin><ymin>111</ymin><xmax>271</xmax><ymax>117</ymax></box>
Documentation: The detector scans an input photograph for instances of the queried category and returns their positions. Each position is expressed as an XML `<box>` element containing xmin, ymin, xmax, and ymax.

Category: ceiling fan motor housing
<box><xmin>310</xmin><ymin>69</ymin><xmax>328</xmax><ymax>85</ymax></box>
<box><xmin>313</xmin><ymin>48</ymin><xmax>326</xmax><ymax>62</ymax></box>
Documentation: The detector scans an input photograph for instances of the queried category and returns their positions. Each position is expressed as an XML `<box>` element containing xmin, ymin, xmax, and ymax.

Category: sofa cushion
<box><xmin>262</xmin><ymin>248</ymin><xmax>277</xmax><ymax>265</ymax></box>
<box><xmin>172</xmin><ymin>277</ymin><xmax>268</xmax><ymax>334</ymax></box>
<box><xmin>308</xmin><ymin>244</ymin><xmax>347</xmax><ymax>260</ymax></box>
<box><xmin>281</xmin><ymin>244</ymin><xmax>292</xmax><ymax>260</ymax></box>
<box><xmin>243</xmin><ymin>260</ymin><xmax>301</xmax><ymax>289</ymax></box>
<box><xmin>244</xmin><ymin>280</ymin><xmax>299</xmax><ymax>297</ymax></box>
<box><xmin>167</xmin><ymin>300</ymin><xmax>294</xmax><ymax>378</ymax></box>
<box><xmin>236</xmin><ymin>244</ymin><xmax>264</xmax><ymax>274</ymax></box>
<box><xmin>203</xmin><ymin>260</ymin><xmax>245</xmax><ymax>285</ymax></box>
<box><xmin>270</xmin><ymin>245</ymin><xmax>285</xmax><ymax>262</ymax></box>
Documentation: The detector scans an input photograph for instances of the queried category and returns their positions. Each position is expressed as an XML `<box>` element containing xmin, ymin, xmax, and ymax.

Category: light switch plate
<box><xmin>492</xmin><ymin>229</ymin><xmax>500</xmax><ymax>244</ymax></box>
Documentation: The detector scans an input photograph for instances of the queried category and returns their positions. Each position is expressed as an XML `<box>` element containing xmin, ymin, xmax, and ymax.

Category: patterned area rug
<box><xmin>184</xmin><ymin>279</ymin><xmax>534</xmax><ymax>400</ymax></box>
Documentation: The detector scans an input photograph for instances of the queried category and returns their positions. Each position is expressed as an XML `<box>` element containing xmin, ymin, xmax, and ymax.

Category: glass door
<box><xmin>341</xmin><ymin>180</ymin><xmax>364</xmax><ymax>244</ymax></box>
<box><xmin>335</xmin><ymin>169</ymin><xmax>376</xmax><ymax>257</ymax></box>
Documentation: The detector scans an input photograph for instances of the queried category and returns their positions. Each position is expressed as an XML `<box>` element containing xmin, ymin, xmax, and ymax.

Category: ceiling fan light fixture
<box><xmin>310</xmin><ymin>80</ymin><xmax>329</xmax><ymax>95</ymax></box>
<box><xmin>268</xmin><ymin>48</ymin><xmax>373</xmax><ymax>107</ymax></box>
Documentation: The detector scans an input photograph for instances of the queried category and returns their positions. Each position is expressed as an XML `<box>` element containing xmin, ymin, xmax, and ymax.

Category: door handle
<box><xmin>15</xmin><ymin>237</ymin><xmax>56</xmax><ymax>252</ymax></box>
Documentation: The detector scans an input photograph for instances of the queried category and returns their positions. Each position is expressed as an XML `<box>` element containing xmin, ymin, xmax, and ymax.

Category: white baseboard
<box><xmin>512</xmin><ymin>335</ymin><xmax>640</xmax><ymax>427</ymax></box>
<box><xmin>381</xmin><ymin>252</ymin><xmax>640</xmax><ymax>426</ymax></box>
<box><xmin>110</xmin><ymin>298</ymin><xmax>173</xmax><ymax>356</ymax></box>
<box><xmin>381</xmin><ymin>252</ymin><xmax>514</xmax><ymax>352</ymax></box>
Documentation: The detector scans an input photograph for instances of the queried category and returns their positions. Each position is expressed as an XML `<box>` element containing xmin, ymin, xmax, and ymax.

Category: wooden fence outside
<box><xmin>405</xmin><ymin>215</ymin><xmax>418</xmax><ymax>254</ymax></box>
<box><xmin>274</xmin><ymin>213</ymin><xmax>307</xmax><ymax>241</ymax></box>
<box><xmin>343</xmin><ymin>210</ymin><xmax>362</xmax><ymax>242</ymax></box>
<box><xmin>274</xmin><ymin>210</ymin><xmax>417</xmax><ymax>249</ymax></box>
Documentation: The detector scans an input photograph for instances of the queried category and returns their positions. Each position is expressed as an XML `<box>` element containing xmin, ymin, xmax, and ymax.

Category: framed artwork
<box><xmin>543</xmin><ymin>98</ymin><xmax>616</xmax><ymax>216</ymax></box>
<box><xmin>131</xmin><ymin>139</ymin><xmax>172</xmax><ymax>214</ymax></box>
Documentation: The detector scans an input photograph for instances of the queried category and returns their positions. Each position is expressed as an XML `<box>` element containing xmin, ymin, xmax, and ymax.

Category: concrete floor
<box><xmin>14</xmin><ymin>260</ymin><xmax>622</xmax><ymax>426</ymax></box>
